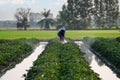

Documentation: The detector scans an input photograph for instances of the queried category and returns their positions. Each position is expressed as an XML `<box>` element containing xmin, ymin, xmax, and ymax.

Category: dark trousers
<box><xmin>58</xmin><ymin>30</ymin><xmax>65</xmax><ymax>41</ymax></box>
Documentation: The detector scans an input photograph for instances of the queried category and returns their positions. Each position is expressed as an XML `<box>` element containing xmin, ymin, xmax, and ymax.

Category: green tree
<box><xmin>93</xmin><ymin>0</ymin><xmax>119</xmax><ymax>29</ymax></box>
<box><xmin>77</xmin><ymin>0</ymin><xmax>93</xmax><ymax>29</ymax></box>
<box><xmin>57</xmin><ymin>4</ymin><xmax>70</xmax><ymax>29</ymax></box>
<box><xmin>15</xmin><ymin>8</ymin><xmax>30</xmax><ymax>30</ymax></box>
<box><xmin>58</xmin><ymin>0</ymin><xmax>119</xmax><ymax>29</ymax></box>
<box><xmin>105</xmin><ymin>0</ymin><xmax>119</xmax><ymax>29</ymax></box>
<box><xmin>67</xmin><ymin>0</ymin><xmax>93</xmax><ymax>29</ymax></box>
<box><xmin>38</xmin><ymin>9</ymin><xmax>55</xmax><ymax>29</ymax></box>
<box><xmin>67</xmin><ymin>0</ymin><xmax>80</xmax><ymax>29</ymax></box>
<box><xmin>93</xmin><ymin>0</ymin><xmax>106</xmax><ymax>29</ymax></box>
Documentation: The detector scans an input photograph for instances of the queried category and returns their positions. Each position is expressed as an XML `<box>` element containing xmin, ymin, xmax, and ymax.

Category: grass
<box><xmin>0</xmin><ymin>30</ymin><xmax>119</xmax><ymax>39</ymax></box>
<box><xmin>0</xmin><ymin>31</ymin><xmax>56</xmax><ymax>39</ymax></box>
<box><xmin>66</xmin><ymin>30</ymin><xmax>120</xmax><ymax>38</ymax></box>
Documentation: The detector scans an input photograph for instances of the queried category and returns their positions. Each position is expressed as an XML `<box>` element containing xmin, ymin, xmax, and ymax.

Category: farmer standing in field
<box><xmin>58</xmin><ymin>24</ymin><xmax>67</xmax><ymax>44</ymax></box>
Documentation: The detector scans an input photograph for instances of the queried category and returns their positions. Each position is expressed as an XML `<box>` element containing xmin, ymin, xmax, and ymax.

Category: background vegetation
<box><xmin>0</xmin><ymin>30</ymin><xmax>119</xmax><ymax>39</ymax></box>
<box><xmin>58</xmin><ymin>0</ymin><xmax>119</xmax><ymax>30</ymax></box>
<box><xmin>0</xmin><ymin>0</ymin><xmax>119</xmax><ymax>30</ymax></box>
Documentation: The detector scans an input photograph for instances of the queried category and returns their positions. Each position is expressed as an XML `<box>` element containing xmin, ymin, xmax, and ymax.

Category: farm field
<box><xmin>0</xmin><ymin>38</ymin><xmax>39</xmax><ymax>77</ymax></box>
<box><xmin>25</xmin><ymin>39</ymin><xmax>100</xmax><ymax>80</ymax></box>
<box><xmin>0</xmin><ymin>30</ymin><xmax>119</xmax><ymax>39</ymax></box>
<box><xmin>0</xmin><ymin>38</ymin><xmax>120</xmax><ymax>79</ymax></box>
<box><xmin>0</xmin><ymin>0</ymin><xmax>120</xmax><ymax>79</ymax></box>
<box><xmin>84</xmin><ymin>37</ymin><xmax>120</xmax><ymax>78</ymax></box>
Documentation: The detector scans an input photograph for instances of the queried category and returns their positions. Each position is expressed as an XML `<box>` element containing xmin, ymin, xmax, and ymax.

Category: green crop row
<box><xmin>91</xmin><ymin>38</ymin><xmax>120</xmax><ymax>69</ymax></box>
<box><xmin>88</xmin><ymin>37</ymin><xmax>120</xmax><ymax>78</ymax></box>
<box><xmin>0</xmin><ymin>38</ymin><xmax>39</xmax><ymax>73</ymax></box>
<box><xmin>116</xmin><ymin>37</ymin><xmax>120</xmax><ymax>42</ymax></box>
<box><xmin>25</xmin><ymin>39</ymin><xmax>100</xmax><ymax>80</ymax></box>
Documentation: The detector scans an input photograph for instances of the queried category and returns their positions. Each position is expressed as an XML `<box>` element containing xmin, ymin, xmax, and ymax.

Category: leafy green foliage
<box><xmin>67</xmin><ymin>0</ymin><xmax>93</xmax><ymax>29</ymax></box>
<box><xmin>93</xmin><ymin>0</ymin><xmax>119</xmax><ymax>29</ymax></box>
<box><xmin>25</xmin><ymin>39</ymin><xmax>100</xmax><ymax>80</ymax></box>
<box><xmin>0</xmin><ymin>38</ymin><xmax>39</xmax><ymax>71</ymax></box>
<box><xmin>57</xmin><ymin>4</ymin><xmax>70</xmax><ymax>29</ymax></box>
<box><xmin>116</xmin><ymin>37</ymin><xmax>120</xmax><ymax>42</ymax></box>
<box><xmin>58</xmin><ymin>0</ymin><xmax>119</xmax><ymax>29</ymax></box>
<box><xmin>91</xmin><ymin>38</ymin><xmax>120</xmax><ymax>69</ymax></box>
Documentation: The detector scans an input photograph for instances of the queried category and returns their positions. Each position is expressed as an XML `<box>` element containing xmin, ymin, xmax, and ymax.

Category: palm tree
<box><xmin>38</xmin><ymin>9</ymin><xmax>55</xmax><ymax>29</ymax></box>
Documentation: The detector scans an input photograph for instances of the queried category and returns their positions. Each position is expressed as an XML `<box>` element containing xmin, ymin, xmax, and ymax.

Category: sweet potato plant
<box><xmin>25</xmin><ymin>39</ymin><xmax>100</xmax><ymax>80</ymax></box>
<box><xmin>0</xmin><ymin>38</ymin><xmax>39</xmax><ymax>73</ymax></box>
<box><xmin>85</xmin><ymin>37</ymin><xmax>120</xmax><ymax>77</ymax></box>
<box><xmin>91</xmin><ymin>38</ymin><xmax>120</xmax><ymax>69</ymax></box>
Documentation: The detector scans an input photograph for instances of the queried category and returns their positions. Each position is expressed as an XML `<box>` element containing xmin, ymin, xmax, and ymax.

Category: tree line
<box><xmin>15</xmin><ymin>0</ymin><xmax>120</xmax><ymax>30</ymax></box>
<box><xmin>15</xmin><ymin>8</ymin><xmax>55</xmax><ymax>30</ymax></box>
<box><xmin>58</xmin><ymin>0</ymin><xmax>119</xmax><ymax>30</ymax></box>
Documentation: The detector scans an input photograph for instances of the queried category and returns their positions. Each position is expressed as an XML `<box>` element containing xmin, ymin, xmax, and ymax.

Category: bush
<box><xmin>91</xmin><ymin>38</ymin><xmax>120</xmax><ymax>69</ymax></box>
<box><xmin>0</xmin><ymin>38</ymin><xmax>39</xmax><ymax>71</ymax></box>
<box><xmin>25</xmin><ymin>39</ymin><xmax>100</xmax><ymax>80</ymax></box>
<box><xmin>116</xmin><ymin>37</ymin><xmax>120</xmax><ymax>42</ymax></box>
<box><xmin>0</xmin><ymin>39</ymin><xmax>12</xmax><ymax>44</ymax></box>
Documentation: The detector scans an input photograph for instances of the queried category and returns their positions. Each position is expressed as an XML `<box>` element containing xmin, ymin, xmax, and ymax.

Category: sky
<box><xmin>0</xmin><ymin>0</ymin><xmax>67</xmax><ymax>20</ymax></box>
<box><xmin>0</xmin><ymin>0</ymin><xmax>120</xmax><ymax>21</ymax></box>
